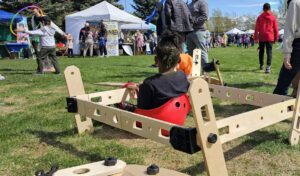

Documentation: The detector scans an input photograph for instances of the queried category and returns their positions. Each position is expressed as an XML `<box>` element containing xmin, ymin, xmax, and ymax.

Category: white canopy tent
<box><xmin>65</xmin><ymin>1</ymin><xmax>144</xmax><ymax>55</ymax></box>
<box><xmin>226</xmin><ymin>28</ymin><xmax>245</xmax><ymax>35</ymax></box>
<box><xmin>245</xmin><ymin>29</ymin><xmax>255</xmax><ymax>34</ymax></box>
<box><xmin>121</xmin><ymin>23</ymin><xmax>156</xmax><ymax>31</ymax></box>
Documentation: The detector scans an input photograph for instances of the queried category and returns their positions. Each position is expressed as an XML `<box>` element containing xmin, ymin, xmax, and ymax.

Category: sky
<box><xmin>118</xmin><ymin>0</ymin><xmax>280</xmax><ymax>17</ymax></box>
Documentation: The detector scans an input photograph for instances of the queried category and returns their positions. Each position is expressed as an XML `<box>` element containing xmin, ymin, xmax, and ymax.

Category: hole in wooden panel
<box><xmin>261</xmin><ymin>116</ymin><xmax>264</xmax><ymax>120</ymax></box>
<box><xmin>288</xmin><ymin>105</ymin><xmax>294</xmax><ymax>112</ymax></box>
<box><xmin>201</xmin><ymin>105</ymin><xmax>210</xmax><ymax>121</ymax></box>
<box><xmin>80</xmin><ymin>115</ymin><xmax>87</xmax><ymax>121</ymax></box>
<box><xmin>236</xmin><ymin>124</ymin><xmax>240</xmax><ymax>128</ymax></box>
<box><xmin>135</xmin><ymin>121</ymin><xmax>142</xmax><ymax>129</ymax></box>
<box><xmin>113</xmin><ymin>115</ymin><xmax>119</xmax><ymax>124</ymax></box>
<box><xmin>108</xmin><ymin>96</ymin><xmax>112</xmax><ymax>99</ymax></box>
<box><xmin>281</xmin><ymin>110</ymin><xmax>284</xmax><ymax>113</ymax></box>
<box><xmin>91</xmin><ymin>96</ymin><xmax>102</xmax><ymax>102</ymax></box>
<box><xmin>73</xmin><ymin>168</ymin><xmax>90</xmax><ymax>174</ymax></box>
<box><xmin>94</xmin><ymin>109</ymin><xmax>101</xmax><ymax>116</ymax></box>
<box><xmin>219</xmin><ymin>126</ymin><xmax>229</xmax><ymax>135</ymax></box>
<box><xmin>226</xmin><ymin>91</ymin><xmax>231</xmax><ymax>98</ymax></box>
<box><xmin>295</xmin><ymin>138</ymin><xmax>297</xmax><ymax>141</ymax></box>
<box><xmin>160</xmin><ymin>129</ymin><xmax>169</xmax><ymax>137</ymax></box>
<box><xmin>71</xmin><ymin>72</ymin><xmax>74</xmax><ymax>75</ymax></box>
<box><xmin>198</xmin><ymin>89</ymin><xmax>202</xmax><ymax>93</ymax></box>
<box><xmin>246</xmin><ymin>94</ymin><xmax>255</xmax><ymax>101</ymax></box>
<box><xmin>209</xmin><ymin>88</ymin><xmax>214</xmax><ymax>93</ymax></box>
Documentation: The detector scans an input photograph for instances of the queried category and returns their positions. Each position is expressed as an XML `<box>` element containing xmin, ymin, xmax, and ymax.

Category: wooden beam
<box><xmin>189</xmin><ymin>78</ymin><xmax>228</xmax><ymax>176</ymax></box>
<box><xmin>64</xmin><ymin>66</ymin><xmax>94</xmax><ymax>134</ymax></box>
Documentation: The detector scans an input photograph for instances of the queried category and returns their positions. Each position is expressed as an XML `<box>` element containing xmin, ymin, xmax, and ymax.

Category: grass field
<box><xmin>1</xmin><ymin>45</ymin><xmax>300</xmax><ymax>176</ymax></box>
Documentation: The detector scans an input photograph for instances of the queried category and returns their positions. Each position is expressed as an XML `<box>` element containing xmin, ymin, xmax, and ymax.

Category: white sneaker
<box><xmin>0</xmin><ymin>74</ymin><xmax>5</xmax><ymax>80</ymax></box>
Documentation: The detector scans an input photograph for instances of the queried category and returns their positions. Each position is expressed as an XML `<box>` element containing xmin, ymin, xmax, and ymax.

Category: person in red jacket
<box><xmin>254</xmin><ymin>3</ymin><xmax>279</xmax><ymax>73</ymax></box>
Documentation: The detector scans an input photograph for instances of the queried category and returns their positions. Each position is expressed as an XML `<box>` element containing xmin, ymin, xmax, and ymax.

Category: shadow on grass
<box><xmin>181</xmin><ymin>130</ymin><xmax>283</xmax><ymax>175</ymax></box>
<box><xmin>227</xmin><ymin>82</ymin><xmax>276</xmax><ymax>89</ymax></box>
<box><xmin>92</xmin><ymin>123</ymin><xmax>143</xmax><ymax>140</ymax></box>
<box><xmin>104</xmin><ymin>71</ymin><xmax>155</xmax><ymax>80</ymax></box>
<box><xmin>214</xmin><ymin>103</ymin><xmax>257</xmax><ymax>117</ymax></box>
<box><xmin>0</xmin><ymin>68</ymin><xmax>35</xmax><ymax>75</ymax></box>
<box><xmin>27</xmin><ymin>129</ymin><xmax>105</xmax><ymax>162</ymax></box>
<box><xmin>221</xmin><ymin>68</ymin><xmax>260</xmax><ymax>73</ymax></box>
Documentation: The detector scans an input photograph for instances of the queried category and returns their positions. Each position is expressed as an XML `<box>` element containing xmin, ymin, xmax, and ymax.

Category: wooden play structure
<box><xmin>63</xmin><ymin>50</ymin><xmax>300</xmax><ymax>175</ymax></box>
<box><xmin>53</xmin><ymin>158</ymin><xmax>188</xmax><ymax>176</ymax></box>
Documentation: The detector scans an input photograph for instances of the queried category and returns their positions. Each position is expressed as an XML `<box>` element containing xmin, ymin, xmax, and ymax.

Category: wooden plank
<box><xmin>124</xmin><ymin>165</ymin><xmax>188</xmax><ymax>176</ymax></box>
<box><xmin>189</xmin><ymin>78</ymin><xmax>228</xmax><ymax>176</ymax></box>
<box><xmin>53</xmin><ymin>160</ymin><xmax>126</xmax><ymax>176</ymax></box>
<box><xmin>217</xmin><ymin>99</ymin><xmax>295</xmax><ymax>144</ymax></box>
<box><xmin>290</xmin><ymin>81</ymin><xmax>300</xmax><ymax>145</ymax></box>
<box><xmin>76</xmin><ymin>98</ymin><xmax>175</xmax><ymax>146</ymax></box>
<box><xmin>64</xmin><ymin>66</ymin><xmax>94</xmax><ymax>134</ymax></box>
<box><xmin>209</xmin><ymin>84</ymin><xmax>292</xmax><ymax>107</ymax></box>
<box><xmin>192</xmin><ymin>49</ymin><xmax>202</xmax><ymax>77</ymax></box>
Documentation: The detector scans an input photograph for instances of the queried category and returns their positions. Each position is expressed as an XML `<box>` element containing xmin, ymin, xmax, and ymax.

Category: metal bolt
<box><xmin>207</xmin><ymin>133</ymin><xmax>218</xmax><ymax>144</ymax></box>
<box><xmin>104</xmin><ymin>157</ymin><xmax>117</xmax><ymax>166</ymax></box>
<box><xmin>147</xmin><ymin>164</ymin><xmax>160</xmax><ymax>175</ymax></box>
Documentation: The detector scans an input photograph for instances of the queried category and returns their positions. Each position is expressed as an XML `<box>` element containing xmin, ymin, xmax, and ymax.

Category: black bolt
<box><xmin>104</xmin><ymin>157</ymin><xmax>117</xmax><ymax>166</ymax></box>
<box><xmin>35</xmin><ymin>170</ymin><xmax>45</xmax><ymax>176</ymax></box>
<box><xmin>147</xmin><ymin>164</ymin><xmax>159</xmax><ymax>175</ymax></box>
<box><xmin>207</xmin><ymin>133</ymin><xmax>218</xmax><ymax>144</ymax></box>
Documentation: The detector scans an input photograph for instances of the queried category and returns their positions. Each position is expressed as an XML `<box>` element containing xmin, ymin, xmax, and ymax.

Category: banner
<box><xmin>104</xmin><ymin>21</ymin><xmax>119</xmax><ymax>56</ymax></box>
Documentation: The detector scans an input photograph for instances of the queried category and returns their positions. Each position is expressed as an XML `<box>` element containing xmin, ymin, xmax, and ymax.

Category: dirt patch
<box><xmin>0</xmin><ymin>96</ymin><xmax>26</xmax><ymax>115</ymax></box>
<box><xmin>12</xmin><ymin>142</ymin><xmax>49</xmax><ymax>159</ymax></box>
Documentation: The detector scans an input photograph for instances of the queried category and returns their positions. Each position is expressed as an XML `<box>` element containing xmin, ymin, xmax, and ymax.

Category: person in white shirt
<box><xmin>17</xmin><ymin>16</ymin><xmax>60</xmax><ymax>74</ymax></box>
<box><xmin>274</xmin><ymin>0</ymin><xmax>300</xmax><ymax>95</ymax></box>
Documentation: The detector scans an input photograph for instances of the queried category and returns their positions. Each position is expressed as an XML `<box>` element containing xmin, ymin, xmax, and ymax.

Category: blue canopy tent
<box><xmin>0</xmin><ymin>10</ymin><xmax>27</xmax><ymax>58</ymax></box>
<box><xmin>0</xmin><ymin>9</ymin><xmax>24</xmax><ymax>23</ymax></box>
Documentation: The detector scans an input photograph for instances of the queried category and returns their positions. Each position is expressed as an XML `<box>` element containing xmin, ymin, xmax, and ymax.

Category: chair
<box><xmin>134</xmin><ymin>94</ymin><xmax>191</xmax><ymax>136</ymax></box>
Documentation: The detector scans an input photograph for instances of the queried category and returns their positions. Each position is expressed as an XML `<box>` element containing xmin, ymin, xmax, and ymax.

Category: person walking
<box><xmin>273</xmin><ymin>0</ymin><xmax>300</xmax><ymax>96</ymax></box>
<box><xmin>254</xmin><ymin>3</ymin><xmax>279</xmax><ymax>73</ymax></box>
<box><xmin>186</xmin><ymin>0</ymin><xmax>209</xmax><ymax>67</ymax></box>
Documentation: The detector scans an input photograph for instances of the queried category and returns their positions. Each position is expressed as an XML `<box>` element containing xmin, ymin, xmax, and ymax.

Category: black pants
<box><xmin>259</xmin><ymin>42</ymin><xmax>273</xmax><ymax>66</ymax></box>
<box><xmin>274</xmin><ymin>39</ymin><xmax>300</xmax><ymax>95</ymax></box>
<box><xmin>37</xmin><ymin>47</ymin><xmax>60</xmax><ymax>74</ymax></box>
<box><xmin>99</xmin><ymin>45</ymin><xmax>107</xmax><ymax>56</ymax></box>
<box><xmin>68</xmin><ymin>48</ymin><xmax>73</xmax><ymax>57</ymax></box>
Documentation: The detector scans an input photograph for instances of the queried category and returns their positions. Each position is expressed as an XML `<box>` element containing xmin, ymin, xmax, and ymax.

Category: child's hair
<box><xmin>156</xmin><ymin>30</ymin><xmax>183</xmax><ymax>69</ymax></box>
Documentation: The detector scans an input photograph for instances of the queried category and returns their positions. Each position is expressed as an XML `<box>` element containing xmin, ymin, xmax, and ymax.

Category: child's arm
<box><xmin>24</xmin><ymin>29</ymin><xmax>44</xmax><ymax>36</ymax></box>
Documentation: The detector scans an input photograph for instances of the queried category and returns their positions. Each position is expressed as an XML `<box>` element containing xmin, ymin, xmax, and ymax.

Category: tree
<box><xmin>277</xmin><ymin>0</ymin><xmax>287</xmax><ymax>29</ymax></box>
<box><xmin>131</xmin><ymin>0</ymin><xmax>158</xmax><ymax>23</ymax></box>
<box><xmin>211</xmin><ymin>9</ymin><xmax>224</xmax><ymax>33</ymax></box>
<box><xmin>0</xmin><ymin>0</ymin><xmax>123</xmax><ymax>29</ymax></box>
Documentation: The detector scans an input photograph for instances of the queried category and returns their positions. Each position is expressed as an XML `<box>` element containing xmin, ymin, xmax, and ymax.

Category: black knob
<box><xmin>104</xmin><ymin>157</ymin><xmax>117</xmax><ymax>166</ymax></box>
<box><xmin>207</xmin><ymin>133</ymin><xmax>218</xmax><ymax>144</ymax></box>
<box><xmin>147</xmin><ymin>164</ymin><xmax>159</xmax><ymax>175</ymax></box>
<box><xmin>35</xmin><ymin>170</ymin><xmax>45</xmax><ymax>176</ymax></box>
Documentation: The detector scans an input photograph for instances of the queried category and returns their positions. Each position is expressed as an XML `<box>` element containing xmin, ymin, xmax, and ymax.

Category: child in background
<box><xmin>66</xmin><ymin>33</ymin><xmax>74</xmax><ymax>57</ymax></box>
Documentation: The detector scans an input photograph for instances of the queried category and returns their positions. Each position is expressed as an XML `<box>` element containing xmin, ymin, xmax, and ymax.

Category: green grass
<box><xmin>1</xmin><ymin>45</ymin><xmax>300</xmax><ymax>176</ymax></box>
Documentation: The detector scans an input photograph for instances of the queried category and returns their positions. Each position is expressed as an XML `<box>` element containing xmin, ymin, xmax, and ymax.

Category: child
<box><xmin>66</xmin><ymin>33</ymin><xmax>74</xmax><ymax>58</ymax></box>
<box><xmin>16</xmin><ymin>16</ymin><xmax>60</xmax><ymax>74</ymax></box>
<box><xmin>118</xmin><ymin>30</ymin><xmax>190</xmax><ymax>111</ymax></box>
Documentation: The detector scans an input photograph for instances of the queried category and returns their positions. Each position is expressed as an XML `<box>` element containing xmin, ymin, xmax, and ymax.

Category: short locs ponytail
<box><xmin>156</xmin><ymin>30</ymin><xmax>183</xmax><ymax>69</ymax></box>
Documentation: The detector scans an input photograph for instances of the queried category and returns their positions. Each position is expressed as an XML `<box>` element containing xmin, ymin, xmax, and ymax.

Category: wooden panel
<box><xmin>76</xmin><ymin>98</ymin><xmax>174</xmax><ymax>146</ymax></box>
<box><xmin>209</xmin><ymin>84</ymin><xmax>292</xmax><ymax>107</ymax></box>
<box><xmin>64</xmin><ymin>66</ymin><xmax>94</xmax><ymax>134</ymax></box>
<box><xmin>217</xmin><ymin>99</ymin><xmax>295</xmax><ymax>144</ymax></box>
<box><xmin>53</xmin><ymin>160</ymin><xmax>126</xmax><ymax>176</ymax></box>
<box><xmin>124</xmin><ymin>165</ymin><xmax>188</xmax><ymax>176</ymax></box>
<box><xmin>192</xmin><ymin>49</ymin><xmax>202</xmax><ymax>77</ymax></box>
<box><xmin>189</xmin><ymin>78</ymin><xmax>228</xmax><ymax>176</ymax></box>
<box><xmin>290</xmin><ymin>81</ymin><xmax>300</xmax><ymax>145</ymax></box>
<box><xmin>64</xmin><ymin>66</ymin><xmax>85</xmax><ymax>97</ymax></box>
<box><xmin>87</xmin><ymin>88</ymin><xmax>130</xmax><ymax>105</ymax></box>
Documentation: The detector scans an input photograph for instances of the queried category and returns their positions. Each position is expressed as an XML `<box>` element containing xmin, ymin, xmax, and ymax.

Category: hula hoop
<box><xmin>10</xmin><ymin>5</ymin><xmax>44</xmax><ymax>36</ymax></box>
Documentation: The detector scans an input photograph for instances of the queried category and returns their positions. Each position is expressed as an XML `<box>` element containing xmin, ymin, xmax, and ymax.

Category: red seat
<box><xmin>134</xmin><ymin>94</ymin><xmax>191</xmax><ymax>136</ymax></box>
